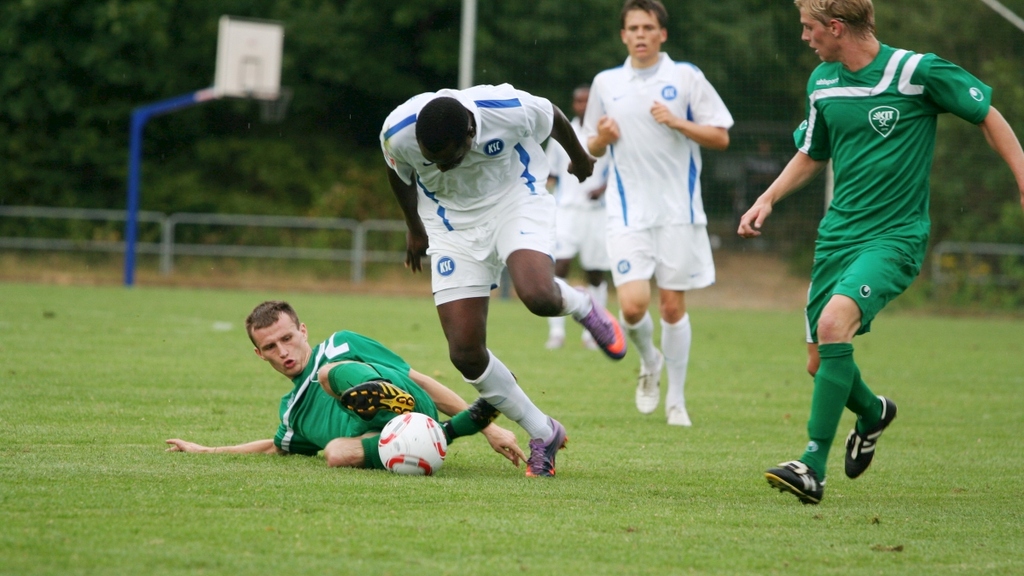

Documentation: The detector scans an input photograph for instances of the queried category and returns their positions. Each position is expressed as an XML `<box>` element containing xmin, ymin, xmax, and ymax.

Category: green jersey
<box><xmin>273</xmin><ymin>331</ymin><xmax>437</xmax><ymax>455</ymax></box>
<box><xmin>795</xmin><ymin>44</ymin><xmax>991</xmax><ymax>261</ymax></box>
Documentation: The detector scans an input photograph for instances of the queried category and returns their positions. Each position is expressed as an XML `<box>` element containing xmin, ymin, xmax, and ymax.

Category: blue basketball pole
<box><xmin>124</xmin><ymin>88</ymin><xmax>218</xmax><ymax>286</ymax></box>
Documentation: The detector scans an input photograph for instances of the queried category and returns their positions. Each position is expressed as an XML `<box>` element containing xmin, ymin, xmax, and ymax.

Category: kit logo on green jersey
<box><xmin>869</xmin><ymin>106</ymin><xmax>899</xmax><ymax>138</ymax></box>
<box><xmin>969</xmin><ymin>87</ymin><xmax>984</xmax><ymax>102</ymax></box>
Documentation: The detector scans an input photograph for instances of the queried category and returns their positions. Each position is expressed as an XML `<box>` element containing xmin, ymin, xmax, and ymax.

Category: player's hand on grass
<box><xmin>481</xmin><ymin>424</ymin><xmax>526</xmax><ymax>467</ymax></box>
<box><xmin>165</xmin><ymin>439</ymin><xmax>211</xmax><ymax>453</ymax></box>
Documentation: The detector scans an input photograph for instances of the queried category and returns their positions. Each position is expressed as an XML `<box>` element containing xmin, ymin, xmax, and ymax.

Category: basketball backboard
<box><xmin>213</xmin><ymin>16</ymin><xmax>283</xmax><ymax>100</ymax></box>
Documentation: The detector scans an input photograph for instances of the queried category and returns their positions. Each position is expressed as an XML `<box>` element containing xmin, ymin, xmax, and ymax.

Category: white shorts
<box><xmin>607</xmin><ymin>224</ymin><xmax>715</xmax><ymax>290</ymax></box>
<box><xmin>428</xmin><ymin>193</ymin><xmax>556</xmax><ymax>305</ymax></box>
<box><xmin>553</xmin><ymin>205</ymin><xmax>610</xmax><ymax>271</ymax></box>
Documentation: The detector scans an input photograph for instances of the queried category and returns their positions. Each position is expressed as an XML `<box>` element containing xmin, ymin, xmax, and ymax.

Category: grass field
<box><xmin>1</xmin><ymin>282</ymin><xmax>1022</xmax><ymax>575</ymax></box>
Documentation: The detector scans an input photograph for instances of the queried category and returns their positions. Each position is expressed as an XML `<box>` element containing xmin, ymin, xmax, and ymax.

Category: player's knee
<box><xmin>317</xmin><ymin>366</ymin><xmax>336</xmax><ymax>397</ymax></box>
<box><xmin>324</xmin><ymin>439</ymin><xmax>362</xmax><ymax>468</ymax></box>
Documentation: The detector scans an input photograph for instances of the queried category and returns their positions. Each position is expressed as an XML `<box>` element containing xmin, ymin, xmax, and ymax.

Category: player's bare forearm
<box><xmin>550</xmin><ymin>105</ymin><xmax>595</xmax><ymax>181</ymax></box>
<box><xmin>407</xmin><ymin>368</ymin><xmax>469</xmax><ymax>417</ymax></box>
<box><xmin>386</xmin><ymin>168</ymin><xmax>429</xmax><ymax>271</ymax></box>
<box><xmin>165</xmin><ymin>438</ymin><xmax>283</xmax><ymax>455</ymax></box>
<box><xmin>979</xmin><ymin>106</ymin><xmax>1024</xmax><ymax>209</ymax></box>
<box><xmin>738</xmin><ymin>152</ymin><xmax>826</xmax><ymax>238</ymax></box>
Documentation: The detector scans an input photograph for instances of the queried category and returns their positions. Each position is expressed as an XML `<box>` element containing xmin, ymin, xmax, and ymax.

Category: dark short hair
<box><xmin>246</xmin><ymin>300</ymin><xmax>300</xmax><ymax>345</ymax></box>
<box><xmin>415</xmin><ymin>97</ymin><xmax>471</xmax><ymax>154</ymax></box>
<box><xmin>620</xmin><ymin>0</ymin><xmax>668</xmax><ymax>29</ymax></box>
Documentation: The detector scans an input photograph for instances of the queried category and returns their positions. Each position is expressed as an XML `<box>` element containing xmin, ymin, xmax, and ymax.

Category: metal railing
<box><xmin>0</xmin><ymin>205</ymin><xmax>410</xmax><ymax>283</ymax></box>
<box><xmin>932</xmin><ymin>241</ymin><xmax>1024</xmax><ymax>285</ymax></box>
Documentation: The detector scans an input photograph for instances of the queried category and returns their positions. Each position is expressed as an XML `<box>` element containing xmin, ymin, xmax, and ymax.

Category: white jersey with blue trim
<box><xmin>583</xmin><ymin>53</ymin><xmax>733</xmax><ymax>231</ymax></box>
<box><xmin>380</xmin><ymin>84</ymin><xmax>554</xmax><ymax>231</ymax></box>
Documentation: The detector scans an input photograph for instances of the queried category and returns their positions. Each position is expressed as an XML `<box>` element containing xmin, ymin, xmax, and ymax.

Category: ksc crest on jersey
<box><xmin>484</xmin><ymin>139</ymin><xmax>505</xmax><ymax>156</ymax></box>
<box><xmin>868</xmin><ymin>106</ymin><xmax>900</xmax><ymax>138</ymax></box>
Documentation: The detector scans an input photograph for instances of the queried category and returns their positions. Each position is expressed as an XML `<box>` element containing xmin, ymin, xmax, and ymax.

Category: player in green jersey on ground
<box><xmin>738</xmin><ymin>0</ymin><xmax>1024</xmax><ymax>504</ymax></box>
<box><xmin>166</xmin><ymin>301</ymin><xmax>526</xmax><ymax>470</ymax></box>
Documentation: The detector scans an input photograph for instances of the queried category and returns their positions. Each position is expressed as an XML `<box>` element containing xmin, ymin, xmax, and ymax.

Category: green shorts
<box><xmin>805</xmin><ymin>242</ymin><xmax>921</xmax><ymax>343</ymax></box>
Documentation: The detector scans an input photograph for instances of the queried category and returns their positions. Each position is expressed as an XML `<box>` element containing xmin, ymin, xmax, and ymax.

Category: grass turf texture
<box><xmin>1</xmin><ymin>283</ymin><xmax>1022</xmax><ymax>575</ymax></box>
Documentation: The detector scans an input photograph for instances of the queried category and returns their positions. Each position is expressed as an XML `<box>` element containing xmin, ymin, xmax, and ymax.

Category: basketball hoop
<box><xmin>214</xmin><ymin>16</ymin><xmax>284</xmax><ymax>101</ymax></box>
<box><xmin>259</xmin><ymin>86</ymin><xmax>292</xmax><ymax>123</ymax></box>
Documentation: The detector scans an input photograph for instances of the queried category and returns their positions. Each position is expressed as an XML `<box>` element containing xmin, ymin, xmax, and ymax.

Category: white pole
<box><xmin>978</xmin><ymin>0</ymin><xmax>1024</xmax><ymax>33</ymax></box>
<box><xmin>458</xmin><ymin>0</ymin><xmax>477</xmax><ymax>89</ymax></box>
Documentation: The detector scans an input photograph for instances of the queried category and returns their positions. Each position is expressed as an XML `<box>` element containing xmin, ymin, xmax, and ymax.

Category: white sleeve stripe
<box><xmin>898</xmin><ymin>53</ymin><xmax>925</xmax><ymax>95</ymax></box>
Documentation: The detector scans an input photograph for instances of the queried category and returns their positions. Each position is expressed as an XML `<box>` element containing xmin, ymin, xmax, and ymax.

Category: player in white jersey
<box><xmin>544</xmin><ymin>85</ymin><xmax>612</xmax><ymax>351</ymax></box>
<box><xmin>380</xmin><ymin>84</ymin><xmax>628</xmax><ymax>477</ymax></box>
<box><xmin>584</xmin><ymin>0</ymin><xmax>733</xmax><ymax>426</ymax></box>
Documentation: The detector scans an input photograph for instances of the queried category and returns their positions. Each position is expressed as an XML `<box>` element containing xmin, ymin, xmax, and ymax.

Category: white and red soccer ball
<box><xmin>377</xmin><ymin>412</ymin><xmax>447</xmax><ymax>476</ymax></box>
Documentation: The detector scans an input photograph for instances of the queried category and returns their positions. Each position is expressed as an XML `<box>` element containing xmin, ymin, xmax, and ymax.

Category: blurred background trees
<box><xmin>1</xmin><ymin>0</ymin><xmax>1022</xmax><ymax>250</ymax></box>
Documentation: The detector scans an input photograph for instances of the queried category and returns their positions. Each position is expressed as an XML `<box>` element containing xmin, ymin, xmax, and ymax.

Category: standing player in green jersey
<box><xmin>738</xmin><ymin>0</ymin><xmax>1024</xmax><ymax>505</ymax></box>
<box><xmin>166</xmin><ymin>301</ymin><xmax>526</xmax><ymax>470</ymax></box>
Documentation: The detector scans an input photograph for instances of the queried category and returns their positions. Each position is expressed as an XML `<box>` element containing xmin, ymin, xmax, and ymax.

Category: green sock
<box><xmin>801</xmin><ymin>343</ymin><xmax>856</xmax><ymax>480</ymax></box>
<box><xmin>360</xmin><ymin>435</ymin><xmax>385</xmax><ymax>470</ymax></box>
<box><xmin>442</xmin><ymin>410</ymin><xmax>487</xmax><ymax>443</ymax></box>
<box><xmin>846</xmin><ymin>366</ymin><xmax>883</xmax><ymax>434</ymax></box>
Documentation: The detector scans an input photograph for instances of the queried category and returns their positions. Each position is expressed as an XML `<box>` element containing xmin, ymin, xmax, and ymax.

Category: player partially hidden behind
<box><xmin>166</xmin><ymin>301</ymin><xmax>526</xmax><ymax>470</ymax></box>
<box><xmin>585</xmin><ymin>0</ymin><xmax>733</xmax><ymax>426</ymax></box>
<box><xmin>738</xmin><ymin>0</ymin><xmax>1024</xmax><ymax>504</ymax></box>
<box><xmin>544</xmin><ymin>84</ymin><xmax>612</xmax><ymax>351</ymax></box>
<box><xmin>380</xmin><ymin>84</ymin><xmax>628</xmax><ymax>477</ymax></box>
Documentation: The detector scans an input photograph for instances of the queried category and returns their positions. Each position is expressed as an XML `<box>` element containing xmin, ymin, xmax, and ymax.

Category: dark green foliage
<box><xmin>0</xmin><ymin>0</ymin><xmax>1021</xmax><ymax>257</ymax></box>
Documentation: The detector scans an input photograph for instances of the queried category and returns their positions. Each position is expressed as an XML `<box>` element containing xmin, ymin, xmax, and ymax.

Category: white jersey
<box><xmin>380</xmin><ymin>84</ymin><xmax>554</xmax><ymax>231</ymax></box>
<box><xmin>584</xmin><ymin>53</ymin><xmax>733</xmax><ymax>230</ymax></box>
<box><xmin>546</xmin><ymin>117</ymin><xmax>609</xmax><ymax>209</ymax></box>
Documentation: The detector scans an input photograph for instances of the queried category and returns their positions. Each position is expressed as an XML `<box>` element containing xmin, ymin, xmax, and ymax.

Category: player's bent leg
<box><xmin>506</xmin><ymin>249</ymin><xmax>564</xmax><ymax>317</ymax></box>
<box><xmin>323</xmin><ymin>437</ymin><xmax>368</xmax><ymax>468</ymax></box>
<box><xmin>339</xmin><ymin>380</ymin><xmax>416</xmax><ymax>421</ymax></box>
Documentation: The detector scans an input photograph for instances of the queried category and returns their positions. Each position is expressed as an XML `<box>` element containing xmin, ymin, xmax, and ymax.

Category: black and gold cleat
<box><xmin>340</xmin><ymin>380</ymin><xmax>415</xmax><ymax>421</ymax></box>
<box><xmin>467</xmin><ymin>398</ymin><xmax>500</xmax><ymax>428</ymax></box>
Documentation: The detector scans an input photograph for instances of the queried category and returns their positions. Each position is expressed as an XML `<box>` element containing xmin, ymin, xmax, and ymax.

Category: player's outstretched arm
<box><xmin>386</xmin><ymin>168</ymin><xmax>429</xmax><ymax>272</ymax></box>
<box><xmin>549</xmin><ymin>104</ymin><xmax>596</xmax><ymax>183</ymax></box>
<box><xmin>165</xmin><ymin>438</ymin><xmax>284</xmax><ymax>455</ymax></box>
<box><xmin>738</xmin><ymin>152</ymin><xmax>827</xmax><ymax>238</ymax></box>
<box><xmin>979</xmin><ymin>106</ymin><xmax>1024</xmax><ymax>212</ymax></box>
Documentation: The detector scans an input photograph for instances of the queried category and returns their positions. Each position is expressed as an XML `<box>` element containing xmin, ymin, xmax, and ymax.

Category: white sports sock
<box><xmin>554</xmin><ymin>277</ymin><xmax>592</xmax><ymax>320</ymax></box>
<box><xmin>623</xmin><ymin>310</ymin><xmax>660</xmax><ymax>371</ymax></box>
<box><xmin>548</xmin><ymin>315</ymin><xmax>566</xmax><ymax>336</ymax></box>
<box><xmin>465</xmin><ymin>351</ymin><xmax>552</xmax><ymax>440</ymax></box>
<box><xmin>661</xmin><ymin>314</ymin><xmax>692</xmax><ymax>411</ymax></box>
<box><xmin>586</xmin><ymin>280</ymin><xmax>608</xmax><ymax>310</ymax></box>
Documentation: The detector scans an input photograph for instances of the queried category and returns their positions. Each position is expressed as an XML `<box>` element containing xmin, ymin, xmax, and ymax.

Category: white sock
<box><xmin>465</xmin><ymin>351</ymin><xmax>552</xmax><ymax>439</ymax></box>
<box><xmin>548</xmin><ymin>315</ymin><xmax>566</xmax><ymax>336</ymax></box>
<box><xmin>661</xmin><ymin>314</ymin><xmax>692</xmax><ymax>411</ymax></box>
<box><xmin>554</xmin><ymin>277</ymin><xmax>592</xmax><ymax>320</ymax></box>
<box><xmin>586</xmin><ymin>280</ymin><xmax>608</xmax><ymax>311</ymax></box>
<box><xmin>623</xmin><ymin>310</ymin><xmax>660</xmax><ymax>371</ymax></box>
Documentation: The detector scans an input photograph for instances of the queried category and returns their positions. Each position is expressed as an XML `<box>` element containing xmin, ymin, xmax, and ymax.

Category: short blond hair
<box><xmin>795</xmin><ymin>0</ymin><xmax>875</xmax><ymax>37</ymax></box>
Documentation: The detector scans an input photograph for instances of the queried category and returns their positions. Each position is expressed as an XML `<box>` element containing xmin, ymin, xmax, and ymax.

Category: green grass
<box><xmin>1</xmin><ymin>283</ymin><xmax>1022</xmax><ymax>575</ymax></box>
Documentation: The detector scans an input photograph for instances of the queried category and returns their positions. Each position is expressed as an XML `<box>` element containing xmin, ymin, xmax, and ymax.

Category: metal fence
<box><xmin>0</xmin><ymin>205</ymin><xmax>410</xmax><ymax>283</ymax></box>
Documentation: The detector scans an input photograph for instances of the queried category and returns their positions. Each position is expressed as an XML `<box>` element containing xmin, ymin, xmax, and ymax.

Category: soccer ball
<box><xmin>377</xmin><ymin>412</ymin><xmax>447</xmax><ymax>476</ymax></box>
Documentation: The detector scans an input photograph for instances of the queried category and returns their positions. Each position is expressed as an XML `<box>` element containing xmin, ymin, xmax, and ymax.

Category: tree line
<box><xmin>1</xmin><ymin>0</ymin><xmax>1022</xmax><ymax>247</ymax></box>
